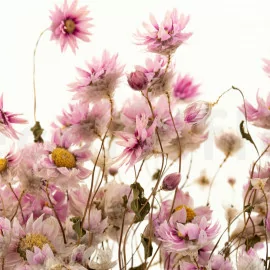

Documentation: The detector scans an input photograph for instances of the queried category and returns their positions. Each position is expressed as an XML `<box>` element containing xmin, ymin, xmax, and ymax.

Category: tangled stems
<box><xmin>9</xmin><ymin>183</ymin><xmax>25</xmax><ymax>223</ymax></box>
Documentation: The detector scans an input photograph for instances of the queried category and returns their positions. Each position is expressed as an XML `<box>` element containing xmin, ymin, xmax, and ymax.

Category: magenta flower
<box><xmin>239</xmin><ymin>91</ymin><xmax>270</xmax><ymax>129</ymax></box>
<box><xmin>184</xmin><ymin>101</ymin><xmax>212</xmax><ymax>124</ymax></box>
<box><xmin>0</xmin><ymin>94</ymin><xmax>27</xmax><ymax>139</ymax></box>
<box><xmin>55</xmin><ymin>101</ymin><xmax>111</xmax><ymax>144</ymax></box>
<box><xmin>40</xmin><ymin>130</ymin><xmax>91</xmax><ymax>186</ymax></box>
<box><xmin>70</xmin><ymin>51</ymin><xmax>124</xmax><ymax>103</ymax></box>
<box><xmin>173</xmin><ymin>74</ymin><xmax>200</xmax><ymax>101</ymax></box>
<box><xmin>49</xmin><ymin>0</ymin><xmax>93</xmax><ymax>53</ymax></box>
<box><xmin>162</xmin><ymin>172</ymin><xmax>181</xmax><ymax>191</ymax></box>
<box><xmin>130</xmin><ymin>55</ymin><xmax>173</xmax><ymax>97</ymax></box>
<box><xmin>127</xmin><ymin>70</ymin><xmax>149</xmax><ymax>91</ymax></box>
<box><xmin>116</xmin><ymin>114</ymin><xmax>156</xmax><ymax>169</ymax></box>
<box><xmin>136</xmin><ymin>9</ymin><xmax>192</xmax><ymax>55</ymax></box>
<box><xmin>263</xmin><ymin>58</ymin><xmax>270</xmax><ymax>77</ymax></box>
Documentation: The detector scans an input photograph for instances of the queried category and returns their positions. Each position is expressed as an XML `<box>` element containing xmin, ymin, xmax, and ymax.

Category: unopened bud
<box><xmin>184</xmin><ymin>101</ymin><xmax>211</xmax><ymax>124</ymax></box>
<box><xmin>162</xmin><ymin>173</ymin><xmax>181</xmax><ymax>191</ymax></box>
<box><xmin>127</xmin><ymin>70</ymin><xmax>148</xmax><ymax>90</ymax></box>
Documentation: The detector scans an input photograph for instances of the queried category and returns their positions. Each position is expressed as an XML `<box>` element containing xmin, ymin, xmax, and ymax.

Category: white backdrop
<box><xmin>1</xmin><ymin>0</ymin><xmax>270</xmax><ymax>265</ymax></box>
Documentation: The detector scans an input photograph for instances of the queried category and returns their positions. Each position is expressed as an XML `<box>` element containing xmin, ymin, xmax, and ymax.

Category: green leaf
<box><xmin>70</xmin><ymin>217</ymin><xmax>86</xmax><ymax>238</ymax></box>
<box><xmin>152</xmin><ymin>169</ymin><xmax>161</xmax><ymax>181</ymax></box>
<box><xmin>31</xmin><ymin>121</ymin><xmax>44</xmax><ymax>143</ymax></box>
<box><xmin>141</xmin><ymin>235</ymin><xmax>153</xmax><ymax>259</ymax></box>
<box><xmin>130</xmin><ymin>182</ymin><xmax>144</xmax><ymax>199</ymax></box>
<box><xmin>131</xmin><ymin>198</ymin><xmax>150</xmax><ymax>223</ymax></box>
<box><xmin>129</xmin><ymin>263</ymin><xmax>147</xmax><ymax>270</ymax></box>
<box><xmin>239</xmin><ymin>121</ymin><xmax>253</xmax><ymax>143</ymax></box>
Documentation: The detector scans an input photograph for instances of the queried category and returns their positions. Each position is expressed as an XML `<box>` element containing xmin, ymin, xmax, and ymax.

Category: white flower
<box><xmin>251</xmin><ymin>178</ymin><xmax>268</xmax><ymax>190</ymax></box>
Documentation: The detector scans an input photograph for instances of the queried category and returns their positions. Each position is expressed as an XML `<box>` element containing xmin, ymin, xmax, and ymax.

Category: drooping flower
<box><xmin>215</xmin><ymin>129</ymin><xmax>243</xmax><ymax>157</ymax></box>
<box><xmin>40</xmin><ymin>130</ymin><xmax>91</xmax><ymax>187</ymax></box>
<box><xmin>70</xmin><ymin>51</ymin><xmax>124</xmax><ymax>103</ymax></box>
<box><xmin>0</xmin><ymin>145</ymin><xmax>21</xmax><ymax>184</ymax></box>
<box><xmin>0</xmin><ymin>94</ymin><xmax>27</xmax><ymax>139</ymax></box>
<box><xmin>184</xmin><ymin>101</ymin><xmax>212</xmax><ymax>124</ymax></box>
<box><xmin>116</xmin><ymin>114</ymin><xmax>156</xmax><ymax>169</ymax></box>
<box><xmin>136</xmin><ymin>9</ymin><xmax>192</xmax><ymax>55</ymax></box>
<box><xmin>49</xmin><ymin>0</ymin><xmax>93</xmax><ymax>53</ymax></box>
<box><xmin>239</xmin><ymin>91</ymin><xmax>270</xmax><ymax>129</ymax></box>
<box><xmin>173</xmin><ymin>74</ymin><xmax>200</xmax><ymax>102</ymax></box>
<box><xmin>55</xmin><ymin>100</ymin><xmax>111</xmax><ymax>144</ymax></box>
<box><xmin>129</xmin><ymin>55</ymin><xmax>173</xmax><ymax>97</ymax></box>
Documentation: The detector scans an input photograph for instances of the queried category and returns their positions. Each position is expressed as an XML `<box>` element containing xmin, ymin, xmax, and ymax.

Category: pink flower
<box><xmin>173</xmin><ymin>74</ymin><xmax>200</xmax><ymax>101</ymax></box>
<box><xmin>26</xmin><ymin>244</ymin><xmax>54</xmax><ymax>266</ymax></box>
<box><xmin>40</xmin><ymin>130</ymin><xmax>91</xmax><ymax>186</ymax></box>
<box><xmin>116</xmin><ymin>114</ymin><xmax>156</xmax><ymax>169</ymax></box>
<box><xmin>263</xmin><ymin>58</ymin><xmax>270</xmax><ymax>77</ymax></box>
<box><xmin>239</xmin><ymin>91</ymin><xmax>270</xmax><ymax>129</ymax></box>
<box><xmin>237</xmin><ymin>248</ymin><xmax>264</xmax><ymax>269</ymax></box>
<box><xmin>70</xmin><ymin>51</ymin><xmax>124</xmax><ymax>103</ymax></box>
<box><xmin>49</xmin><ymin>0</ymin><xmax>93</xmax><ymax>53</ymax></box>
<box><xmin>55</xmin><ymin>101</ymin><xmax>111</xmax><ymax>144</ymax></box>
<box><xmin>210</xmin><ymin>254</ymin><xmax>233</xmax><ymax>270</ymax></box>
<box><xmin>184</xmin><ymin>101</ymin><xmax>212</xmax><ymax>124</ymax></box>
<box><xmin>127</xmin><ymin>70</ymin><xmax>149</xmax><ymax>90</ymax></box>
<box><xmin>131</xmin><ymin>55</ymin><xmax>173</xmax><ymax>97</ymax></box>
<box><xmin>0</xmin><ymin>94</ymin><xmax>27</xmax><ymax>139</ymax></box>
<box><xmin>136</xmin><ymin>9</ymin><xmax>192</xmax><ymax>55</ymax></box>
<box><xmin>0</xmin><ymin>145</ymin><xmax>21</xmax><ymax>184</ymax></box>
<box><xmin>162</xmin><ymin>172</ymin><xmax>181</xmax><ymax>191</ymax></box>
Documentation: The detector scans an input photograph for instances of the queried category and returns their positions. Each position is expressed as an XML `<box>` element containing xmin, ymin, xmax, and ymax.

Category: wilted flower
<box><xmin>173</xmin><ymin>74</ymin><xmax>200</xmax><ymax>101</ymax></box>
<box><xmin>135</xmin><ymin>9</ymin><xmax>192</xmax><ymax>55</ymax></box>
<box><xmin>184</xmin><ymin>101</ymin><xmax>212</xmax><ymax>124</ymax></box>
<box><xmin>162</xmin><ymin>172</ymin><xmax>181</xmax><ymax>191</ymax></box>
<box><xmin>0</xmin><ymin>94</ymin><xmax>27</xmax><ymax>139</ymax></box>
<box><xmin>239</xmin><ymin>91</ymin><xmax>270</xmax><ymax>129</ymax></box>
<box><xmin>49</xmin><ymin>0</ymin><xmax>93</xmax><ymax>53</ymax></box>
<box><xmin>215</xmin><ymin>130</ymin><xmax>243</xmax><ymax>156</ymax></box>
<box><xmin>70</xmin><ymin>51</ymin><xmax>124</xmax><ymax>103</ymax></box>
<box><xmin>127</xmin><ymin>70</ymin><xmax>148</xmax><ymax>90</ymax></box>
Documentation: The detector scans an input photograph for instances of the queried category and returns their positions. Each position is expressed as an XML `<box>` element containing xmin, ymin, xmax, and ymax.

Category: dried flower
<box><xmin>49</xmin><ymin>0</ymin><xmax>93</xmax><ymax>53</ymax></box>
<box><xmin>135</xmin><ymin>9</ymin><xmax>192</xmax><ymax>55</ymax></box>
<box><xmin>184</xmin><ymin>101</ymin><xmax>211</xmax><ymax>124</ymax></box>
<box><xmin>162</xmin><ymin>172</ymin><xmax>181</xmax><ymax>191</ymax></box>
<box><xmin>250</xmin><ymin>178</ymin><xmax>268</xmax><ymax>190</ymax></box>
<box><xmin>127</xmin><ymin>70</ymin><xmax>148</xmax><ymax>90</ymax></box>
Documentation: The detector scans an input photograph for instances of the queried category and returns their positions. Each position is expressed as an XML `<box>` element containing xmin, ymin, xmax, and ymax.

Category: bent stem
<box><xmin>33</xmin><ymin>29</ymin><xmax>48</xmax><ymax>123</ymax></box>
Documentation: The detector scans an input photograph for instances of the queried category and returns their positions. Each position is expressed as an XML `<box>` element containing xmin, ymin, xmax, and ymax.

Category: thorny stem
<box><xmin>206</xmin><ymin>153</ymin><xmax>230</xmax><ymax>206</ymax></box>
<box><xmin>33</xmin><ymin>29</ymin><xmax>48</xmax><ymax>123</ymax></box>
<box><xmin>45</xmin><ymin>183</ymin><xmax>67</xmax><ymax>244</ymax></box>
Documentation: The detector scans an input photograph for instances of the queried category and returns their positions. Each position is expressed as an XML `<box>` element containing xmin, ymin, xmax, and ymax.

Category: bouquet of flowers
<box><xmin>0</xmin><ymin>1</ymin><xmax>269</xmax><ymax>269</ymax></box>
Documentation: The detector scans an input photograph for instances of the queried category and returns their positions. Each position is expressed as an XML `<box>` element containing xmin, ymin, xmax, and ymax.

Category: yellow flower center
<box><xmin>175</xmin><ymin>205</ymin><xmax>196</xmax><ymax>222</ymax></box>
<box><xmin>0</xmin><ymin>158</ymin><xmax>7</xmax><ymax>172</ymax></box>
<box><xmin>64</xmin><ymin>19</ymin><xmax>76</xmax><ymax>34</ymax></box>
<box><xmin>51</xmin><ymin>147</ymin><xmax>76</xmax><ymax>169</ymax></box>
<box><xmin>17</xmin><ymin>233</ymin><xmax>55</xmax><ymax>260</ymax></box>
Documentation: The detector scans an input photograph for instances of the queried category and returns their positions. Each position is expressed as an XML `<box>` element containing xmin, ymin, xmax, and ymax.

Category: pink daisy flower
<box><xmin>129</xmin><ymin>55</ymin><xmax>173</xmax><ymax>97</ymax></box>
<box><xmin>116</xmin><ymin>114</ymin><xmax>156</xmax><ymax>169</ymax></box>
<box><xmin>135</xmin><ymin>9</ymin><xmax>192</xmax><ymax>55</ymax></box>
<box><xmin>0</xmin><ymin>94</ymin><xmax>27</xmax><ymax>139</ymax></box>
<box><xmin>55</xmin><ymin>100</ymin><xmax>111</xmax><ymax>144</ymax></box>
<box><xmin>239</xmin><ymin>91</ymin><xmax>270</xmax><ymax>129</ymax></box>
<box><xmin>70</xmin><ymin>51</ymin><xmax>124</xmax><ymax>103</ymax></box>
<box><xmin>173</xmin><ymin>74</ymin><xmax>200</xmax><ymax>102</ymax></box>
<box><xmin>49</xmin><ymin>0</ymin><xmax>93</xmax><ymax>53</ymax></box>
<box><xmin>5</xmin><ymin>214</ymin><xmax>64</xmax><ymax>269</ymax></box>
<box><xmin>0</xmin><ymin>145</ymin><xmax>21</xmax><ymax>184</ymax></box>
<box><xmin>40</xmin><ymin>130</ymin><xmax>91</xmax><ymax>186</ymax></box>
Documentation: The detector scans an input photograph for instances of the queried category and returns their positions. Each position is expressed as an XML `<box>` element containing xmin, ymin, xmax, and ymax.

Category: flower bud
<box><xmin>127</xmin><ymin>70</ymin><xmax>148</xmax><ymax>90</ymax></box>
<box><xmin>109</xmin><ymin>167</ymin><xmax>118</xmax><ymax>176</ymax></box>
<box><xmin>162</xmin><ymin>173</ymin><xmax>181</xmax><ymax>191</ymax></box>
<box><xmin>184</xmin><ymin>101</ymin><xmax>211</xmax><ymax>124</ymax></box>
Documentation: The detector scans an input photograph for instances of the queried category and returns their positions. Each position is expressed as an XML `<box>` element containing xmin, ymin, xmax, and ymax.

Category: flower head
<box><xmin>136</xmin><ymin>9</ymin><xmax>192</xmax><ymax>55</ymax></box>
<box><xmin>162</xmin><ymin>172</ymin><xmax>181</xmax><ymax>191</ymax></box>
<box><xmin>50</xmin><ymin>0</ymin><xmax>93</xmax><ymax>53</ymax></box>
<box><xmin>239</xmin><ymin>91</ymin><xmax>270</xmax><ymax>129</ymax></box>
<box><xmin>173</xmin><ymin>74</ymin><xmax>200</xmax><ymax>102</ymax></box>
<box><xmin>70</xmin><ymin>51</ymin><xmax>124</xmax><ymax>103</ymax></box>
<box><xmin>184</xmin><ymin>101</ymin><xmax>212</xmax><ymax>124</ymax></box>
<box><xmin>237</xmin><ymin>248</ymin><xmax>264</xmax><ymax>270</ymax></box>
<box><xmin>0</xmin><ymin>94</ymin><xmax>27</xmax><ymax>139</ymax></box>
<box><xmin>127</xmin><ymin>70</ymin><xmax>148</xmax><ymax>91</ymax></box>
